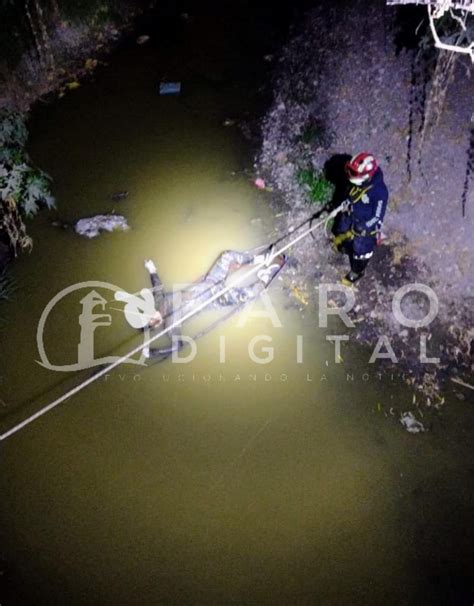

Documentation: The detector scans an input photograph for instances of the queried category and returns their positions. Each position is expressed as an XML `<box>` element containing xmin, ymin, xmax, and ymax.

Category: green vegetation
<box><xmin>0</xmin><ymin>109</ymin><xmax>28</xmax><ymax>148</ymax></box>
<box><xmin>0</xmin><ymin>110</ymin><xmax>55</xmax><ymax>217</ymax></box>
<box><xmin>297</xmin><ymin>168</ymin><xmax>334</xmax><ymax>205</ymax></box>
<box><xmin>295</xmin><ymin>120</ymin><xmax>334</xmax><ymax>206</ymax></box>
<box><xmin>0</xmin><ymin>110</ymin><xmax>55</xmax><ymax>255</ymax></box>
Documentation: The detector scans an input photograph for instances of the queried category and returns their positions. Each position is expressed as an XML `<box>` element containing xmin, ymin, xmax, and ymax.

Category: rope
<box><xmin>0</xmin><ymin>203</ymin><xmax>344</xmax><ymax>442</ymax></box>
<box><xmin>100</xmin><ymin>211</ymin><xmax>327</xmax><ymax>312</ymax></box>
<box><xmin>145</xmin><ymin>262</ymin><xmax>286</xmax><ymax>366</ymax></box>
<box><xmin>145</xmin><ymin>298</ymin><xmax>251</xmax><ymax>366</ymax></box>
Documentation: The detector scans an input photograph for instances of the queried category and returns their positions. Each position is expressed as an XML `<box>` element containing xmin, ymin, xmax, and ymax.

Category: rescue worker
<box><xmin>332</xmin><ymin>152</ymin><xmax>389</xmax><ymax>285</ymax></box>
<box><xmin>142</xmin><ymin>248</ymin><xmax>287</xmax><ymax>359</ymax></box>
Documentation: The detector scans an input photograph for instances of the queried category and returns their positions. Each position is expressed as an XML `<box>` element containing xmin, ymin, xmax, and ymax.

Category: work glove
<box><xmin>254</xmin><ymin>245</ymin><xmax>276</xmax><ymax>267</ymax></box>
<box><xmin>144</xmin><ymin>259</ymin><xmax>157</xmax><ymax>274</ymax></box>
<box><xmin>340</xmin><ymin>199</ymin><xmax>352</xmax><ymax>212</ymax></box>
<box><xmin>332</xmin><ymin>230</ymin><xmax>354</xmax><ymax>252</ymax></box>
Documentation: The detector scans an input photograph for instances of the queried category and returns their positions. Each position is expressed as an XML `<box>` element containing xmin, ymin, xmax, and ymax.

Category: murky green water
<box><xmin>1</xmin><ymin>14</ymin><xmax>473</xmax><ymax>606</ymax></box>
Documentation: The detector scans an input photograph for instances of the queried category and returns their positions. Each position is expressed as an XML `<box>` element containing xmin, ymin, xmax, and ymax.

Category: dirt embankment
<box><xmin>257</xmin><ymin>1</ymin><xmax>473</xmax><ymax>404</ymax></box>
<box><xmin>0</xmin><ymin>2</ymin><xmax>145</xmax><ymax>113</ymax></box>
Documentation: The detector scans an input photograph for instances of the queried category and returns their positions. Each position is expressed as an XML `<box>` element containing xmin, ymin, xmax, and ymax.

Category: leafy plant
<box><xmin>0</xmin><ymin>109</ymin><xmax>28</xmax><ymax>147</ymax></box>
<box><xmin>0</xmin><ymin>110</ymin><xmax>55</xmax><ymax>218</ymax></box>
<box><xmin>0</xmin><ymin>196</ymin><xmax>33</xmax><ymax>255</ymax></box>
<box><xmin>297</xmin><ymin>168</ymin><xmax>334</xmax><ymax>205</ymax></box>
<box><xmin>0</xmin><ymin>109</ymin><xmax>54</xmax><ymax>256</ymax></box>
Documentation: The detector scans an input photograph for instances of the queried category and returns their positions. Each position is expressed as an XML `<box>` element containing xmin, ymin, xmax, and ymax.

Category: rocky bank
<box><xmin>257</xmin><ymin>0</ymin><xmax>473</xmax><ymax>405</ymax></box>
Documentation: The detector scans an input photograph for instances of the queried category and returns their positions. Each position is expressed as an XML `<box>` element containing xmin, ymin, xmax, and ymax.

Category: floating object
<box><xmin>50</xmin><ymin>219</ymin><xmax>70</xmax><ymax>230</ymax></box>
<box><xmin>400</xmin><ymin>412</ymin><xmax>426</xmax><ymax>434</ymax></box>
<box><xmin>136</xmin><ymin>35</ymin><xmax>150</xmax><ymax>45</ymax></box>
<box><xmin>75</xmin><ymin>214</ymin><xmax>129</xmax><ymax>239</ymax></box>
<box><xmin>159</xmin><ymin>82</ymin><xmax>181</xmax><ymax>95</ymax></box>
<box><xmin>264</xmin><ymin>54</ymin><xmax>274</xmax><ymax>62</ymax></box>
<box><xmin>110</xmin><ymin>190</ymin><xmax>129</xmax><ymax>202</ymax></box>
<box><xmin>66</xmin><ymin>80</ymin><xmax>80</xmax><ymax>90</ymax></box>
<box><xmin>254</xmin><ymin>177</ymin><xmax>266</xmax><ymax>190</ymax></box>
<box><xmin>223</xmin><ymin>118</ymin><xmax>236</xmax><ymax>127</ymax></box>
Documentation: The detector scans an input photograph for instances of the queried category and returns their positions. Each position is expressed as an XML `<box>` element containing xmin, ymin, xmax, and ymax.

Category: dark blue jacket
<box><xmin>348</xmin><ymin>168</ymin><xmax>389</xmax><ymax>235</ymax></box>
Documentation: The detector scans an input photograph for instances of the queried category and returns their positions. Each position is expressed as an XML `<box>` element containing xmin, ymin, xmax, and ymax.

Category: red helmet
<box><xmin>345</xmin><ymin>152</ymin><xmax>378</xmax><ymax>185</ymax></box>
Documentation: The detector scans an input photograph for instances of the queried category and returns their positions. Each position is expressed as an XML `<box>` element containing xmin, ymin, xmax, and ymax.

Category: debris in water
<box><xmin>223</xmin><ymin>118</ymin><xmax>236</xmax><ymax>127</ymax></box>
<box><xmin>400</xmin><ymin>412</ymin><xmax>426</xmax><ymax>434</ymax></box>
<box><xmin>75</xmin><ymin>214</ymin><xmax>129</xmax><ymax>239</ymax></box>
<box><xmin>136</xmin><ymin>35</ymin><xmax>150</xmax><ymax>45</ymax></box>
<box><xmin>254</xmin><ymin>177</ymin><xmax>266</xmax><ymax>190</ymax></box>
<box><xmin>159</xmin><ymin>82</ymin><xmax>181</xmax><ymax>95</ymax></box>
<box><xmin>50</xmin><ymin>219</ymin><xmax>70</xmax><ymax>230</ymax></box>
<box><xmin>110</xmin><ymin>190</ymin><xmax>129</xmax><ymax>202</ymax></box>
<box><xmin>66</xmin><ymin>80</ymin><xmax>80</xmax><ymax>90</ymax></box>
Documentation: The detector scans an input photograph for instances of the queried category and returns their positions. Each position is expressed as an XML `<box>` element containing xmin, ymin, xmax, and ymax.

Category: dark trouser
<box><xmin>350</xmin><ymin>255</ymin><xmax>370</xmax><ymax>275</ymax></box>
<box><xmin>333</xmin><ymin>212</ymin><xmax>376</xmax><ymax>276</ymax></box>
<box><xmin>350</xmin><ymin>234</ymin><xmax>376</xmax><ymax>275</ymax></box>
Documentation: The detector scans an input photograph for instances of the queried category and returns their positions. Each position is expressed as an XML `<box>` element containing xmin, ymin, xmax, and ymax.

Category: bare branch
<box><xmin>387</xmin><ymin>0</ymin><xmax>474</xmax><ymax>13</ymax></box>
<box><xmin>427</xmin><ymin>4</ymin><xmax>474</xmax><ymax>61</ymax></box>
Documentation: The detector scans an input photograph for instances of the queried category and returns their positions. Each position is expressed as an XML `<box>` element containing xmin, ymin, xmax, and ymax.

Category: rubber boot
<box><xmin>341</xmin><ymin>270</ymin><xmax>364</xmax><ymax>286</ymax></box>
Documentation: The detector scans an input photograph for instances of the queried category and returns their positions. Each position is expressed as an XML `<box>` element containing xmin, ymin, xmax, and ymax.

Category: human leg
<box><xmin>343</xmin><ymin>235</ymin><xmax>376</xmax><ymax>284</ymax></box>
<box><xmin>205</xmin><ymin>250</ymin><xmax>254</xmax><ymax>284</ymax></box>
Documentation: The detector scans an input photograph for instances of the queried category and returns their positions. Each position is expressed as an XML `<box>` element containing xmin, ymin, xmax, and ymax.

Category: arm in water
<box><xmin>142</xmin><ymin>259</ymin><xmax>183</xmax><ymax>359</ymax></box>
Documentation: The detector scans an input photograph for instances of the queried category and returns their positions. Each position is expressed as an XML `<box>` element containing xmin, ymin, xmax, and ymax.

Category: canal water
<box><xmin>1</xmin><ymin>12</ymin><xmax>473</xmax><ymax>606</ymax></box>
